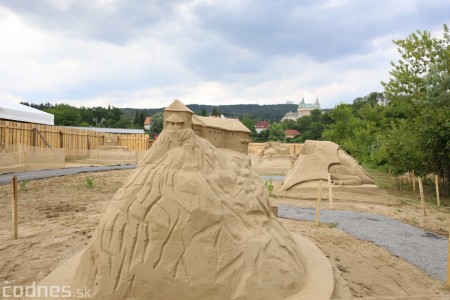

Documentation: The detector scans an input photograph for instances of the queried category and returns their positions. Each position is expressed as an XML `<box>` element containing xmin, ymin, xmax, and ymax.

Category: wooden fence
<box><xmin>0</xmin><ymin>120</ymin><xmax>153</xmax><ymax>158</ymax></box>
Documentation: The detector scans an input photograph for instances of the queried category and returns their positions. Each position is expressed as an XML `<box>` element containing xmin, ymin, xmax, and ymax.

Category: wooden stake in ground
<box><xmin>315</xmin><ymin>180</ymin><xmax>322</xmax><ymax>226</ymax></box>
<box><xmin>418</xmin><ymin>177</ymin><xmax>427</xmax><ymax>216</ymax></box>
<box><xmin>448</xmin><ymin>222</ymin><xmax>450</xmax><ymax>288</ymax></box>
<box><xmin>412</xmin><ymin>171</ymin><xmax>416</xmax><ymax>194</ymax></box>
<box><xmin>327</xmin><ymin>173</ymin><xmax>333</xmax><ymax>209</ymax></box>
<box><xmin>435</xmin><ymin>175</ymin><xmax>440</xmax><ymax>207</ymax></box>
<box><xmin>388</xmin><ymin>169</ymin><xmax>392</xmax><ymax>189</ymax></box>
<box><xmin>11</xmin><ymin>176</ymin><xmax>18</xmax><ymax>239</ymax></box>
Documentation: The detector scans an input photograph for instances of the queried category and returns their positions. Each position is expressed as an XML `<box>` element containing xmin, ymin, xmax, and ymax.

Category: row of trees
<box><xmin>19</xmin><ymin>25</ymin><xmax>448</xmax><ymax>192</ymax></box>
<box><xmin>245</xmin><ymin>25</ymin><xmax>448</xmax><ymax>193</ymax></box>
<box><xmin>21</xmin><ymin>102</ymin><xmax>148</xmax><ymax>129</ymax></box>
<box><xmin>309</xmin><ymin>25</ymin><xmax>448</xmax><ymax>194</ymax></box>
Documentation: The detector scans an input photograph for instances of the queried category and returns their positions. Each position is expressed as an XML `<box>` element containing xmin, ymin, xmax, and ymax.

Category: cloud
<box><xmin>0</xmin><ymin>0</ymin><xmax>449</xmax><ymax>109</ymax></box>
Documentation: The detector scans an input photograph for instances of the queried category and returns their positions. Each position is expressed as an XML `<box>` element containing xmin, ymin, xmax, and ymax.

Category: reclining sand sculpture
<box><xmin>40</xmin><ymin>100</ymin><xmax>333</xmax><ymax>299</ymax></box>
<box><xmin>282</xmin><ymin>140</ymin><xmax>374</xmax><ymax>190</ymax></box>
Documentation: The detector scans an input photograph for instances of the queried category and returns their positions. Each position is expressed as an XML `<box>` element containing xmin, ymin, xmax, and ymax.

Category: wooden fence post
<box><xmin>418</xmin><ymin>177</ymin><xmax>427</xmax><ymax>216</ymax></box>
<box><xmin>435</xmin><ymin>175</ymin><xmax>440</xmax><ymax>207</ymax></box>
<box><xmin>327</xmin><ymin>173</ymin><xmax>333</xmax><ymax>209</ymax></box>
<box><xmin>388</xmin><ymin>169</ymin><xmax>393</xmax><ymax>189</ymax></box>
<box><xmin>11</xmin><ymin>176</ymin><xmax>18</xmax><ymax>239</ymax></box>
<box><xmin>412</xmin><ymin>171</ymin><xmax>416</xmax><ymax>194</ymax></box>
<box><xmin>315</xmin><ymin>180</ymin><xmax>322</xmax><ymax>226</ymax></box>
<box><xmin>447</xmin><ymin>222</ymin><xmax>450</xmax><ymax>288</ymax></box>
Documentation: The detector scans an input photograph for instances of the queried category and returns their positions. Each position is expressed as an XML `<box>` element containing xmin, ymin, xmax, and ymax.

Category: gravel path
<box><xmin>0</xmin><ymin>165</ymin><xmax>136</xmax><ymax>185</ymax></box>
<box><xmin>279</xmin><ymin>204</ymin><xmax>448</xmax><ymax>281</ymax></box>
<box><xmin>2</xmin><ymin>168</ymin><xmax>281</xmax><ymax>185</ymax></box>
<box><xmin>259</xmin><ymin>175</ymin><xmax>285</xmax><ymax>181</ymax></box>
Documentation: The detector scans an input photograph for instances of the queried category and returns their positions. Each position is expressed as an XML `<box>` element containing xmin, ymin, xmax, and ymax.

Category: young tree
<box><xmin>45</xmin><ymin>104</ymin><xmax>81</xmax><ymax>126</ymax></box>
<box><xmin>211</xmin><ymin>108</ymin><xmax>220</xmax><ymax>116</ymax></box>
<box><xmin>149</xmin><ymin>112</ymin><xmax>164</xmax><ymax>137</ymax></box>
<box><xmin>381</xmin><ymin>24</ymin><xmax>449</xmax><ymax>186</ymax></box>
<box><xmin>268</xmin><ymin>122</ymin><xmax>285</xmax><ymax>141</ymax></box>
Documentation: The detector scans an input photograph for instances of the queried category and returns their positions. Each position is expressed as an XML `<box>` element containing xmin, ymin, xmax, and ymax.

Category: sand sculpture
<box><xmin>40</xmin><ymin>100</ymin><xmax>333</xmax><ymax>299</ymax></box>
<box><xmin>252</xmin><ymin>142</ymin><xmax>298</xmax><ymax>175</ymax></box>
<box><xmin>282</xmin><ymin>140</ymin><xmax>374</xmax><ymax>190</ymax></box>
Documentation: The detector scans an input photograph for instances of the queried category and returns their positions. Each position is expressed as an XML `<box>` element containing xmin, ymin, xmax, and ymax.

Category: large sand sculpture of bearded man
<box><xmin>40</xmin><ymin>100</ymin><xmax>333</xmax><ymax>300</ymax></box>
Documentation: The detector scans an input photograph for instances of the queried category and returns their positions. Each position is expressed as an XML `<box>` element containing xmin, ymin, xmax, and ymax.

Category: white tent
<box><xmin>0</xmin><ymin>101</ymin><xmax>54</xmax><ymax>125</ymax></box>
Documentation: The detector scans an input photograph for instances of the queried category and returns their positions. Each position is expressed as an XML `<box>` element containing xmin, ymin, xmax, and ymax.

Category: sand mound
<box><xmin>64</xmin><ymin>129</ymin><xmax>319</xmax><ymax>299</ymax></box>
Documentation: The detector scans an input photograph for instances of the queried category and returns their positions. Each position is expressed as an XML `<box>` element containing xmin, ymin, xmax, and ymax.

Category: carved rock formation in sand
<box><xmin>67</xmin><ymin>101</ymin><xmax>314</xmax><ymax>300</ymax></box>
<box><xmin>282</xmin><ymin>140</ymin><xmax>374</xmax><ymax>190</ymax></box>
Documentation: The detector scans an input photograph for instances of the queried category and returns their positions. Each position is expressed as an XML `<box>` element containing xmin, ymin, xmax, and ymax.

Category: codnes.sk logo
<box><xmin>2</xmin><ymin>281</ymin><xmax>92</xmax><ymax>298</ymax></box>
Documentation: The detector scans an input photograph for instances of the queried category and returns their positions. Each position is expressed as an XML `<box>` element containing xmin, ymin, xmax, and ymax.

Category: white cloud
<box><xmin>0</xmin><ymin>1</ymin><xmax>449</xmax><ymax>110</ymax></box>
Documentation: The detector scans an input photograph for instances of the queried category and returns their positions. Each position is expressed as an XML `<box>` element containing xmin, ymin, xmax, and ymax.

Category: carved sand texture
<box><xmin>282</xmin><ymin>140</ymin><xmax>374</xmax><ymax>191</ymax></box>
<box><xmin>71</xmin><ymin>128</ymin><xmax>307</xmax><ymax>300</ymax></box>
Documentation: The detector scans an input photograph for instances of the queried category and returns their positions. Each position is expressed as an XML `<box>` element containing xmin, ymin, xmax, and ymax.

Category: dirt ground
<box><xmin>0</xmin><ymin>169</ymin><xmax>449</xmax><ymax>299</ymax></box>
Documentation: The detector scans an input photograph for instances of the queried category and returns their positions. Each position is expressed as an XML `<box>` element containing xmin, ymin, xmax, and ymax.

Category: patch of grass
<box><xmin>85</xmin><ymin>177</ymin><xmax>94</xmax><ymax>188</ymax></box>
<box><xmin>436</xmin><ymin>215</ymin><xmax>446</xmax><ymax>222</ymax></box>
<box><xmin>327</xmin><ymin>222</ymin><xmax>339</xmax><ymax>228</ymax></box>
<box><xmin>19</xmin><ymin>180</ymin><xmax>30</xmax><ymax>192</ymax></box>
<box><xmin>265</xmin><ymin>180</ymin><xmax>274</xmax><ymax>195</ymax></box>
<box><xmin>410</xmin><ymin>217</ymin><xmax>418</xmax><ymax>226</ymax></box>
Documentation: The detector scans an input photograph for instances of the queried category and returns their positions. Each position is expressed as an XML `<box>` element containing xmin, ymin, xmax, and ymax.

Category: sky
<box><xmin>0</xmin><ymin>0</ymin><xmax>449</xmax><ymax>109</ymax></box>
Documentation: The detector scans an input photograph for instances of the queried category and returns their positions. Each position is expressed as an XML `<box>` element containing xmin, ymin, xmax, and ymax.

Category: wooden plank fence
<box><xmin>0</xmin><ymin>119</ymin><xmax>153</xmax><ymax>158</ymax></box>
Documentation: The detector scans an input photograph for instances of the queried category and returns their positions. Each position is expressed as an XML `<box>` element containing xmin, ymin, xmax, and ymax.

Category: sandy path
<box><xmin>0</xmin><ymin>169</ymin><xmax>449</xmax><ymax>299</ymax></box>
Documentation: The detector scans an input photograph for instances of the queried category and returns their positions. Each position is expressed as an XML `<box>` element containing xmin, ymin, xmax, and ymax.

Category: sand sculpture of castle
<box><xmin>164</xmin><ymin>99</ymin><xmax>251</xmax><ymax>154</ymax></box>
<box><xmin>39</xmin><ymin>99</ymin><xmax>334</xmax><ymax>300</ymax></box>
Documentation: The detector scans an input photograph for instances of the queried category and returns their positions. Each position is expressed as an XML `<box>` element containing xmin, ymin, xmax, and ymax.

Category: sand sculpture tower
<box><xmin>163</xmin><ymin>99</ymin><xmax>193</xmax><ymax>130</ymax></box>
<box><xmin>41</xmin><ymin>100</ymin><xmax>333</xmax><ymax>300</ymax></box>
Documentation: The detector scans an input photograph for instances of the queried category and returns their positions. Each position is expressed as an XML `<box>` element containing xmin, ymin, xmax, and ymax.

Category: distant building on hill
<box><xmin>284</xmin><ymin>129</ymin><xmax>300</xmax><ymax>139</ymax></box>
<box><xmin>255</xmin><ymin>121</ymin><xmax>270</xmax><ymax>133</ymax></box>
<box><xmin>281</xmin><ymin>97</ymin><xmax>320</xmax><ymax>121</ymax></box>
<box><xmin>143</xmin><ymin>116</ymin><xmax>152</xmax><ymax>130</ymax></box>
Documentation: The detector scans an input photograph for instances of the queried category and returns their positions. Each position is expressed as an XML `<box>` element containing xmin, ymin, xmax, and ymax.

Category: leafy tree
<box><xmin>268</xmin><ymin>122</ymin><xmax>285</xmax><ymax>141</ymax></box>
<box><xmin>149</xmin><ymin>112</ymin><xmax>164</xmax><ymax>137</ymax></box>
<box><xmin>211</xmin><ymin>107</ymin><xmax>220</xmax><ymax>116</ymax></box>
<box><xmin>133</xmin><ymin>110</ymin><xmax>140</xmax><ymax>125</ymax></box>
<box><xmin>241</xmin><ymin>117</ymin><xmax>256</xmax><ymax>135</ymax></box>
<box><xmin>199</xmin><ymin>109</ymin><xmax>207</xmax><ymax>116</ymax></box>
<box><xmin>45</xmin><ymin>104</ymin><xmax>81</xmax><ymax>126</ymax></box>
<box><xmin>381</xmin><ymin>24</ymin><xmax>449</xmax><ymax>189</ymax></box>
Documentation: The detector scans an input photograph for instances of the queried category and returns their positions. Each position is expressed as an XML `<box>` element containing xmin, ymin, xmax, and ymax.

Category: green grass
<box><xmin>363</xmin><ymin>165</ymin><xmax>449</xmax><ymax>208</ymax></box>
<box><xmin>85</xmin><ymin>177</ymin><xmax>94</xmax><ymax>188</ymax></box>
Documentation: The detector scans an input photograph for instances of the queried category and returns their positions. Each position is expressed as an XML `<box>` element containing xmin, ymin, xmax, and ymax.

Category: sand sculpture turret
<box><xmin>40</xmin><ymin>100</ymin><xmax>334</xmax><ymax>299</ymax></box>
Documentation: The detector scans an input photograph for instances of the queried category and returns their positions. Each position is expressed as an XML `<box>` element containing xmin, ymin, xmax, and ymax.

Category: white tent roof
<box><xmin>0</xmin><ymin>102</ymin><xmax>54</xmax><ymax>125</ymax></box>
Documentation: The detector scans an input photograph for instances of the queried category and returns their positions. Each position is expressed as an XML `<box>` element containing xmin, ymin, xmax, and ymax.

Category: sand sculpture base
<box><xmin>38</xmin><ymin>233</ymin><xmax>334</xmax><ymax>300</ymax></box>
<box><xmin>35</xmin><ymin>100</ymin><xmax>337</xmax><ymax>299</ymax></box>
<box><xmin>274</xmin><ymin>182</ymin><xmax>397</xmax><ymax>205</ymax></box>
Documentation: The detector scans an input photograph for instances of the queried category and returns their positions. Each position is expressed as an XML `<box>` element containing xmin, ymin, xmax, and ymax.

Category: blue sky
<box><xmin>0</xmin><ymin>0</ymin><xmax>448</xmax><ymax>109</ymax></box>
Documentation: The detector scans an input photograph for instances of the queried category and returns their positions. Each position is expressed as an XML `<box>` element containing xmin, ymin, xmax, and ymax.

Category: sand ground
<box><xmin>0</xmin><ymin>169</ymin><xmax>449</xmax><ymax>299</ymax></box>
